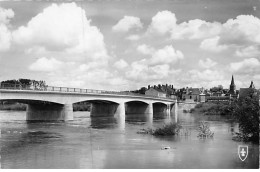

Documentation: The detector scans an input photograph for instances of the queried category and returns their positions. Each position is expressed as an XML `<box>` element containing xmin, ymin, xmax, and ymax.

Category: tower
<box><xmin>249</xmin><ymin>81</ymin><xmax>255</xmax><ymax>89</ymax></box>
<box><xmin>229</xmin><ymin>75</ymin><xmax>236</xmax><ymax>95</ymax></box>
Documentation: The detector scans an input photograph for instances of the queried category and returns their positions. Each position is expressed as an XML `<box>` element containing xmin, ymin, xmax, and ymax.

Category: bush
<box><xmin>153</xmin><ymin>123</ymin><xmax>182</xmax><ymax>136</ymax></box>
<box><xmin>197</xmin><ymin>121</ymin><xmax>214</xmax><ymax>138</ymax></box>
<box><xmin>138</xmin><ymin>123</ymin><xmax>182</xmax><ymax>136</ymax></box>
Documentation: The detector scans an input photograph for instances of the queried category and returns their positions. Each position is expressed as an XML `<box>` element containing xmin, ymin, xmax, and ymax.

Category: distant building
<box><xmin>206</xmin><ymin>96</ymin><xmax>231</xmax><ymax>102</ymax></box>
<box><xmin>239</xmin><ymin>81</ymin><xmax>259</xmax><ymax>100</ymax></box>
<box><xmin>183</xmin><ymin>88</ymin><xmax>201</xmax><ymax>101</ymax></box>
<box><xmin>161</xmin><ymin>84</ymin><xmax>176</xmax><ymax>99</ymax></box>
<box><xmin>145</xmin><ymin>86</ymin><xmax>166</xmax><ymax>98</ymax></box>
<box><xmin>199</xmin><ymin>93</ymin><xmax>206</xmax><ymax>102</ymax></box>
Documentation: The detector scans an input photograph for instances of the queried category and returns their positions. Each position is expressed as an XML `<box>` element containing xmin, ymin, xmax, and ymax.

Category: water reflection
<box><xmin>0</xmin><ymin>106</ymin><xmax>259</xmax><ymax>169</ymax></box>
<box><xmin>90</xmin><ymin>117</ymin><xmax>117</xmax><ymax>129</ymax></box>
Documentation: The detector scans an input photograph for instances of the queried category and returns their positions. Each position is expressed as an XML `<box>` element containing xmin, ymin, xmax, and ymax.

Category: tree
<box><xmin>233</xmin><ymin>96</ymin><xmax>259</xmax><ymax>142</ymax></box>
<box><xmin>1</xmin><ymin>79</ymin><xmax>47</xmax><ymax>90</ymax></box>
<box><xmin>139</xmin><ymin>87</ymin><xmax>147</xmax><ymax>94</ymax></box>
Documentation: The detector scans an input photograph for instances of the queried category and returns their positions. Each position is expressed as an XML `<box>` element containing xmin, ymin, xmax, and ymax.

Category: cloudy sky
<box><xmin>0</xmin><ymin>0</ymin><xmax>259</xmax><ymax>91</ymax></box>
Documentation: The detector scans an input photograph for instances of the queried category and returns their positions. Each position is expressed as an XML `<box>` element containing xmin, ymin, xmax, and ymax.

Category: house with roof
<box><xmin>161</xmin><ymin>84</ymin><xmax>177</xmax><ymax>99</ymax></box>
<box><xmin>239</xmin><ymin>81</ymin><xmax>259</xmax><ymax>100</ymax></box>
<box><xmin>145</xmin><ymin>85</ymin><xmax>166</xmax><ymax>98</ymax></box>
<box><xmin>182</xmin><ymin>87</ymin><xmax>201</xmax><ymax>101</ymax></box>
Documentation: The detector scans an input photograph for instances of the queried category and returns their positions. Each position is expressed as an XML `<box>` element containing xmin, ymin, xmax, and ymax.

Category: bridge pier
<box><xmin>170</xmin><ymin>101</ymin><xmax>178</xmax><ymax>123</ymax></box>
<box><xmin>167</xmin><ymin>104</ymin><xmax>171</xmax><ymax>116</ymax></box>
<box><xmin>115</xmin><ymin>102</ymin><xmax>125</xmax><ymax>130</ymax></box>
<box><xmin>147</xmin><ymin>102</ymin><xmax>153</xmax><ymax>126</ymax></box>
<box><xmin>174</xmin><ymin>101</ymin><xmax>178</xmax><ymax>122</ymax></box>
<box><xmin>64</xmin><ymin>104</ymin><xmax>73</xmax><ymax>121</ymax></box>
<box><xmin>26</xmin><ymin>103</ymin><xmax>73</xmax><ymax>121</ymax></box>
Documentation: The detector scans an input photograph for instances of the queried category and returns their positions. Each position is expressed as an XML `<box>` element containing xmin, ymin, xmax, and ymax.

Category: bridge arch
<box><xmin>124</xmin><ymin>100</ymin><xmax>149</xmax><ymax>105</ymax></box>
<box><xmin>125</xmin><ymin>100</ymin><xmax>150</xmax><ymax>115</ymax></box>
<box><xmin>72</xmin><ymin>98</ymin><xmax>120</xmax><ymax>105</ymax></box>
<box><xmin>73</xmin><ymin>99</ymin><xmax>120</xmax><ymax>117</ymax></box>
<box><xmin>153</xmin><ymin>102</ymin><xmax>168</xmax><ymax>106</ymax></box>
<box><xmin>153</xmin><ymin>102</ymin><xmax>168</xmax><ymax>115</ymax></box>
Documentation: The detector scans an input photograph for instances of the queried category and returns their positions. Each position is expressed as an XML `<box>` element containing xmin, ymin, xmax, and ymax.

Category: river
<box><xmin>0</xmin><ymin>104</ymin><xmax>259</xmax><ymax>169</ymax></box>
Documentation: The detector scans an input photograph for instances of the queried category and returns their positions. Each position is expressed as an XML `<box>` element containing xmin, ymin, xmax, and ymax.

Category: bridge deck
<box><xmin>0</xmin><ymin>83</ymin><xmax>176</xmax><ymax>102</ymax></box>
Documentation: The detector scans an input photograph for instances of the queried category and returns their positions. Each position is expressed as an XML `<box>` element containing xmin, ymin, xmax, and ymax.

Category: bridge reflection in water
<box><xmin>0</xmin><ymin>84</ymin><xmax>178</xmax><ymax>129</ymax></box>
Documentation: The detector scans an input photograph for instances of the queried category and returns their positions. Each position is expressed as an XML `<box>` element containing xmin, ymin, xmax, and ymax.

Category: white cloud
<box><xmin>199</xmin><ymin>58</ymin><xmax>217</xmax><ymax>68</ymax></box>
<box><xmin>29</xmin><ymin>57</ymin><xmax>63</xmax><ymax>72</ymax></box>
<box><xmin>221</xmin><ymin>15</ymin><xmax>260</xmax><ymax>45</ymax></box>
<box><xmin>235</xmin><ymin>45</ymin><xmax>260</xmax><ymax>57</ymax></box>
<box><xmin>200</xmin><ymin>36</ymin><xmax>227</xmax><ymax>52</ymax></box>
<box><xmin>126</xmin><ymin>34</ymin><xmax>140</xmax><ymax>41</ymax></box>
<box><xmin>0</xmin><ymin>7</ymin><xmax>14</xmax><ymax>24</ymax></box>
<box><xmin>0</xmin><ymin>7</ymin><xmax>14</xmax><ymax>52</ymax></box>
<box><xmin>149</xmin><ymin>64</ymin><xmax>171</xmax><ymax>78</ymax></box>
<box><xmin>125</xmin><ymin>59</ymin><xmax>167</xmax><ymax>81</ymax></box>
<box><xmin>112</xmin><ymin>16</ymin><xmax>143</xmax><ymax>32</ymax></box>
<box><xmin>171</xmin><ymin>19</ymin><xmax>222</xmax><ymax>40</ymax></box>
<box><xmin>230</xmin><ymin>58</ymin><xmax>260</xmax><ymax>74</ymax></box>
<box><xmin>12</xmin><ymin>3</ymin><xmax>108</xmax><ymax>60</ymax></box>
<box><xmin>150</xmin><ymin>45</ymin><xmax>184</xmax><ymax>65</ymax></box>
<box><xmin>0</xmin><ymin>24</ymin><xmax>12</xmax><ymax>52</ymax></box>
<box><xmin>146</xmin><ymin>11</ymin><xmax>260</xmax><ymax>58</ymax></box>
<box><xmin>146</xmin><ymin>10</ymin><xmax>221</xmax><ymax>40</ymax></box>
<box><xmin>126</xmin><ymin>59</ymin><xmax>148</xmax><ymax>81</ymax></box>
<box><xmin>114</xmin><ymin>59</ymin><xmax>128</xmax><ymax>70</ymax></box>
<box><xmin>181</xmin><ymin>69</ymin><xmax>225</xmax><ymax>88</ymax></box>
<box><xmin>137</xmin><ymin>44</ymin><xmax>154</xmax><ymax>55</ymax></box>
<box><xmin>147</xmin><ymin>10</ymin><xmax>177</xmax><ymax>35</ymax></box>
<box><xmin>137</xmin><ymin>44</ymin><xmax>184</xmax><ymax>66</ymax></box>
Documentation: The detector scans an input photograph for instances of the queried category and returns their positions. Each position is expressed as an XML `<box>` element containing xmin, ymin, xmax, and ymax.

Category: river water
<box><xmin>0</xmin><ymin>104</ymin><xmax>259</xmax><ymax>169</ymax></box>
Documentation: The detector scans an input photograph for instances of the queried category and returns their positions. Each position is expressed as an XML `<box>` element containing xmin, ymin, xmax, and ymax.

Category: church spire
<box><xmin>231</xmin><ymin>75</ymin><xmax>235</xmax><ymax>85</ymax></box>
<box><xmin>229</xmin><ymin>75</ymin><xmax>236</xmax><ymax>95</ymax></box>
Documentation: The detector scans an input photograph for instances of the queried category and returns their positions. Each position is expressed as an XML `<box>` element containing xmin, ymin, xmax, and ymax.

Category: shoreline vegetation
<box><xmin>0</xmin><ymin>103</ymin><xmax>91</xmax><ymax>111</ymax></box>
<box><xmin>190</xmin><ymin>98</ymin><xmax>259</xmax><ymax>143</ymax></box>
<box><xmin>0</xmin><ymin>103</ymin><xmax>27</xmax><ymax>111</ymax></box>
<box><xmin>189</xmin><ymin>101</ymin><xmax>233</xmax><ymax>116</ymax></box>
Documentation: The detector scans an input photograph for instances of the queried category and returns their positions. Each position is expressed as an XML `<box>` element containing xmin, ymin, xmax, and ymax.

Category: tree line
<box><xmin>0</xmin><ymin>79</ymin><xmax>47</xmax><ymax>90</ymax></box>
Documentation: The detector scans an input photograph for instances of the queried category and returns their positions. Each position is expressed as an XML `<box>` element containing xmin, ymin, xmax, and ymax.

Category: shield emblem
<box><xmin>238</xmin><ymin>145</ymin><xmax>248</xmax><ymax>161</ymax></box>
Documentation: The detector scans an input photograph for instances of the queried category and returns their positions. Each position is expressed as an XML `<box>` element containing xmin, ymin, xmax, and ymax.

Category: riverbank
<box><xmin>190</xmin><ymin>99</ymin><xmax>259</xmax><ymax>143</ymax></box>
<box><xmin>0</xmin><ymin>104</ymin><xmax>27</xmax><ymax>111</ymax></box>
<box><xmin>190</xmin><ymin>102</ymin><xmax>232</xmax><ymax>116</ymax></box>
<box><xmin>0</xmin><ymin>103</ymin><xmax>91</xmax><ymax>111</ymax></box>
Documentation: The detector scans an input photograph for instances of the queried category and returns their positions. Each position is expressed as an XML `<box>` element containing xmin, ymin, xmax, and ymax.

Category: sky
<box><xmin>0</xmin><ymin>0</ymin><xmax>259</xmax><ymax>91</ymax></box>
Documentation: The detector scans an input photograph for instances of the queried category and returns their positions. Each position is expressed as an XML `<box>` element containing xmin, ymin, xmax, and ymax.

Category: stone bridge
<box><xmin>0</xmin><ymin>85</ymin><xmax>177</xmax><ymax>124</ymax></box>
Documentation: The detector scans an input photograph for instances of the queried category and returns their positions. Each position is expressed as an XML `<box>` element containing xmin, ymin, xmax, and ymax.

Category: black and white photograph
<box><xmin>0</xmin><ymin>0</ymin><xmax>259</xmax><ymax>169</ymax></box>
